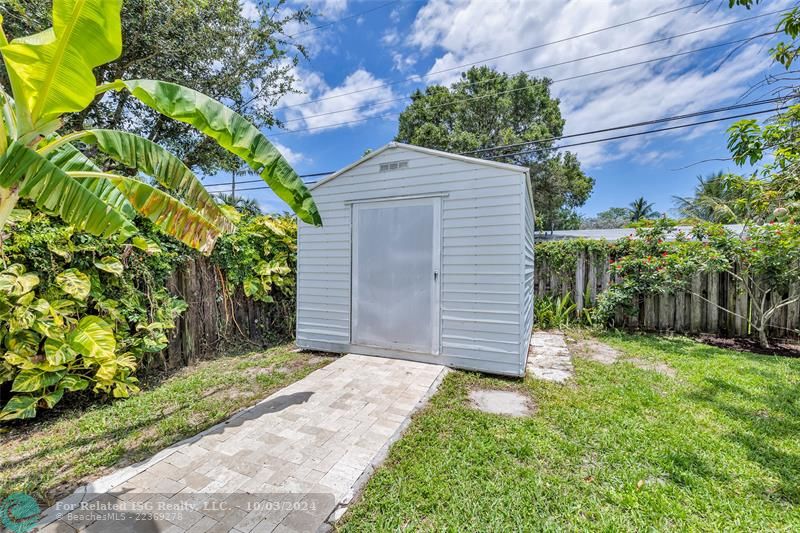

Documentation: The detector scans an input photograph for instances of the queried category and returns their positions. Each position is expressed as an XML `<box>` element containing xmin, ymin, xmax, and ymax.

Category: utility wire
<box><xmin>484</xmin><ymin>106</ymin><xmax>789</xmax><ymax>160</ymax></box>
<box><xmin>274</xmin><ymin>1</ymin><xmax>710</xmax><ymax>111</ymax></box>
<box><xmin>203</xmin><ymin>171</ymin><xmax>332</xmax><ymax>189</ymax></box>
<box><xmin>271</xmin><ymin>28</ymin><xmax>779</xmax><ymax>137</ymax></box>
<box><xmin>206</xmin><ymin>101</ymin><xmax>789</xmax><ymax>192</ymax></box>
<box><xmin>289</xmin><ymin>0</ymin><xmax>401</xmax><ymax>37</ymax></box>
<box><xmin>462</xmin><ymin>96</ymin><xmax>789</xmax><ymax>155</ymax></box>
<box><xmin>280</xmin><ymin>29</ymin><xmax>777</xmax><ymax>126</ymax></box>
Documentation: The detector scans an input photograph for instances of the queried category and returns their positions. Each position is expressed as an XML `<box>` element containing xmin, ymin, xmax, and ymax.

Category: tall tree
<box><xmin>628</xmin><ymin>197</ymin><xmax>656</xmax><ymax>222</ymax></box>
<box><xmin>673</xmin><ymin>171</ymin><xmax>743</xmax><ymax>223</ymax></box>
<box><xmin>395</xmin><ymin>66</ymin><xmax>594</xmax><ymax>231</ymax></box>
<box><xmin>1</xmin><ymin>0</ymin><xmax>311</xmax><ymax>175</ymax></box>
<box><xmin>580</xmin><ymin>207</ymin><xmax>631</xmax><ymax>229</ymax></box>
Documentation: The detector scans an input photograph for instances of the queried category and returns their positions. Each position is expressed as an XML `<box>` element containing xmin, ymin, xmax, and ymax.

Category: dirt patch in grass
<box><xmin>694</xmin><ymin>334</ymin><xmax>800</xmax><ymax>358</ymax></box>
<box><xmin>570</xmin><ymin>338</ymin><xmax>621</xmax><ymax>364</ymax></box>
<box><xmin>625</xmin><ymin>357</ymin><xmax>677</xmax><ymax>377</ymax></box>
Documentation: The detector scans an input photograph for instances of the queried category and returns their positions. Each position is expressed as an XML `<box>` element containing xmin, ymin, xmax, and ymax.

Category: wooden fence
<box><xmin>163</xmin><ymin>256</ymin><xmax>294</xmax><ymax>369</ymax></box>
<box><xmin>535</xmin><ymin>249</ymin><xmax>800</xmax><ymax>339</ymax></box>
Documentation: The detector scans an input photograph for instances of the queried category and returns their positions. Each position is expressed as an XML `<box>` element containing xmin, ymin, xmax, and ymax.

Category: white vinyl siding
<box><xmin>521</xmin><ymin>175</ymin><xmax>535</xmax><ymax>371</ymax></box>
<box><xmin>296</xmin><ymin>144</ymin><xmax>532</xmax><ymax>376</ymax></box>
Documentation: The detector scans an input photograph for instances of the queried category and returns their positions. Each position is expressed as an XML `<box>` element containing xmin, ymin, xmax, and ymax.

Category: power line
<box><xmin>207</xmin><ymin>101</ymin><xmax>789</xmax><ymax>193</ymax></box>
<box><xmin>288</xmin><ymin>0</ymin><xmax>401</xmax><ymax>37</ymax></box>
<box><xmin>484</xmin><ymin>106</ymin><xmax>789</xmax><ymax>160</ymax></box>
<box><xmin>271</xmin><ymin>28</ymin><xmax>779</xmax><ymax>137</ymax></box>
<box><xmin>279</xmin><ymin>28</ymin><xmax>777</xmax><ymax>127</ymax></box>
<box><xmin>462</xmin><ymin>96</ymin><xmax>788</xmax><ymax>155</ymax></box>
<box><xmin>203</xmin><ymin>171</ymin><xmax>332</xmax><ymax>189</ymax></box>
<box><xmin>274</xmin><ymin>1</ymin><xmax>710</xmax><ymax>111</ymax></box>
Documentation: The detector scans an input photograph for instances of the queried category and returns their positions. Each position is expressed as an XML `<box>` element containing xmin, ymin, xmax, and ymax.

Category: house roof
<box><xmin>309</xmin><ymin>142</ymin><xmax>529</xmax><ymax>191</ymax></box>
<box><xmin>538</xmin><ymin>225</ymin><xmax>746</xmax><ymax>241</ymax></box>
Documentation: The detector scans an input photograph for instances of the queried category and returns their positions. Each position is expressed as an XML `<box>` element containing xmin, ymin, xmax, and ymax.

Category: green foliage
<box><xmin>0</xmin><ymin>209</ymin><xmax>189</xmax><ymax>420</ymax></box>
<box><xmin>1</xmin><ymin>0</ymin><xmax>313</xmax><ymax>174</ymax></box>
<box><xmin>536</xmin><ymin>238</ymin><xmax>613</xmax><ymax>274</ymax></box>
<box><xmin>0</xmin><ymin>0</ymin><xmax>319</xmax><ymax>255</ymax></box>
<box><xmin>211</xmin><ymin>214</ymin><xmax>297</xmax><ymax>304</ymax></box>
<box><xmin>395</xmin><ymin>65</ymin><xmax>594</xmax><ymax>232</ymax></box>
<box><xmin>534</xmin><ymin>294</ymin><xmax>576</xmax><ymax>329</ymax></box>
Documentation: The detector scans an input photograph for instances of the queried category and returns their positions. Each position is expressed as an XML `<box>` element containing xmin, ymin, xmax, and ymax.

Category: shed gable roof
<box><xmin>309</xmin><ymin>142</ymin><xmax>529</xmax><ymax>191</ymax></box>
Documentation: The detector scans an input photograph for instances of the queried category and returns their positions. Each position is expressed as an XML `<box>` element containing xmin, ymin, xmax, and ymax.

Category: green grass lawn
<box><xmin>0</xmin><ymin>343</ymin><xmax>333</xmax><ymax>506</ymax></box>
<box><xmin>341</xmin><ymin>332</ymin><xmax>800</xmax><ymax>531</ymax></box>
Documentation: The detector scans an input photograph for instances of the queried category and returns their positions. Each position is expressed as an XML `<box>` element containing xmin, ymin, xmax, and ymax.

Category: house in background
<box><xmin>296</xmin><ymin>142</ymin><xmax>534</xmax><ymax>377</ymax></box>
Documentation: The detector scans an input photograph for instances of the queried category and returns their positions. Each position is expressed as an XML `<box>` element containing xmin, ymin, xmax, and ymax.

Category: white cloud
<box><xmin>382</xmin><ymin>29</ymin><xmax>400</xmax><ymax>46</ymax></box>
<box><xmin>272</xmin><ymin>141</ymin><xmax>308</xmax><ymax>166</ymax></box>
<box><xmin>240</xmin><ymin>0</ymin><xmax>259</xmax><ymax>21</ymax></box>
<box><xmin>305</xmin><ymin>0</ymin><xmax>349</xmax><ymax>18</ymax></box>
<box><xmin>278</xmin><ymin>67</ymin><xmax>400</xmax><ymax>133</ymax></box>
<box><xmin>405</xmin><ymin>0</ymin><xmax>785</xmax><ymax>167</ymax></box>
<box><xmin>392</xmin><ymin>52</ymin><xmax>417</xmax><ymax>72</ymax></box>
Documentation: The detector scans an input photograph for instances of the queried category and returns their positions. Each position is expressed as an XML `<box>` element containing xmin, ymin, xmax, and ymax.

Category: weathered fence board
<box><xmin>535</xmin><ymin>252</ymin><xmax>800</xmax><ymax>339</ymax></box>
<box><xmin>163</xmin><ymin>256</ymin><xmax>294</xmax><ymax>369</ymax></box>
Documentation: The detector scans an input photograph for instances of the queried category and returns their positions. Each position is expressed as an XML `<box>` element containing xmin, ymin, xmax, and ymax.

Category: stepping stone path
<box><xmin>36</xmin><ymin>354</ymin><xmax>447</xmax><ymax>533</ymax></box>
<box><xmin>527</xmin><ymin>331</ymin><xmax>574</xmax><ymax>383</ymax></box>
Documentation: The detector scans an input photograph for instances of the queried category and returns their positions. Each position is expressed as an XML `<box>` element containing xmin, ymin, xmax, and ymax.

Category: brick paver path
<box><xmin>37</xmin><ymin>354</ymin><xmax>446</xmax><ymax>533</ymax></box>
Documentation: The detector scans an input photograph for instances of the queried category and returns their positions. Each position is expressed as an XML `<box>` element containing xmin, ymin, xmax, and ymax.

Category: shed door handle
<box><xmin>433</xmin><ymin>270</ymin><xmax>439</xmax><ymax>281</ymax></box>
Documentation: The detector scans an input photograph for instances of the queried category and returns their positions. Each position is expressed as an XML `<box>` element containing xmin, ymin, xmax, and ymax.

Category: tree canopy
<box><xmin>395</xmin><ymin>66</ymin><xmax>594</xmax><ymax>231</ymax></box>
<box><xmin>1</xmin><ymin>0</ymin><xmax>310</xmax><ymax>174</ymax></box>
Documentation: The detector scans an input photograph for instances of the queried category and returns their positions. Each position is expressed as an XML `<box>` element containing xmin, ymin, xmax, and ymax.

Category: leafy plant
<box><xmin>0</xmin><ymin>262</ymin><xmax>140</xmax><ymax>420</ymax></box>
<box><xmin>212</xmin><ymin>214</ymin><xmax>297</xmax><ymax>304</ymax></box>
<box><xmin>534</xmin><ymin>294</ymin><xmax>577</xmax><ymax>329</ymax></box>
<box><xmin>0</xmin><ymin>0</ymin><xmax>320</xmax><ymax>256</ymax></box>
<box><xmin>0</xmin><ymin>208</ymin><xmax>189</xmax><ymax>420</ymax></box>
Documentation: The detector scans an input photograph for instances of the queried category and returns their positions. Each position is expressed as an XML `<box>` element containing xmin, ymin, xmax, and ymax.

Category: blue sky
<box><xmin>212</xmin><ymin>0</ymin><xmax>788</xmax><ymax>218</ymax></box>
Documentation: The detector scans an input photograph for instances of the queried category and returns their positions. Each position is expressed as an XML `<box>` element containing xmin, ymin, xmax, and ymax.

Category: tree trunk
<box><xmin>757</xmin><ymin>326</ymin><xmax>770</xmax><ymax>348</ymax></box>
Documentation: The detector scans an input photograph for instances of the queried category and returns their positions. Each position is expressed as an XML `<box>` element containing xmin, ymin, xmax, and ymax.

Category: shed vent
<box><xmin>379</xmin><ymin>160</ymin><xmax>409</xmax><ymax>173</ymax></box>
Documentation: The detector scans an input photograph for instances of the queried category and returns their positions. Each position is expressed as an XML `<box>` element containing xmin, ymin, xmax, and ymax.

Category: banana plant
<box><xmin>0</xmin><ymin>0</ymin><xmax>321</xmax><ymax>254</ymax></box>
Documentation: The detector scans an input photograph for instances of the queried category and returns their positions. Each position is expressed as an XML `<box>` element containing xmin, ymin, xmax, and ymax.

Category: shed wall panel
<box><xmin>297</xmin><ymin>145</ymin><xmax>528</xmax><ymax>376</ymax></box>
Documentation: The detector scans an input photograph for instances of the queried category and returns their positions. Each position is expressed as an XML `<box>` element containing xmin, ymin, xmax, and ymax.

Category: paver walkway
<box><xmin>526</xmin><ymin>331</ymin><xmax>573</xmax><ymax>383</ymax></box>
<box><xmin>37</xmin><ymin>354</ymin><xmax>446</xmax><ymax>533</ymax></box>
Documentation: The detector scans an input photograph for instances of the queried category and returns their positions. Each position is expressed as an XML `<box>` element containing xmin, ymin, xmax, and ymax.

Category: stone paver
<box><xmin>526</xmin><ymin>331</ymin><xmax>573</xmax><ymax>382</ymax></box>
<box><xmin>36</xmin><ymin>354</ymin><xmax>447</xmax><ymax>533</ymax></box>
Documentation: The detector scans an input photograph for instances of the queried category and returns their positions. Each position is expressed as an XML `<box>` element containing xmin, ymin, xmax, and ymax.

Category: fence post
<box><xmin>587</xmin><ymin>252</ymin><xmax>597</xmax><ymax>306</ymax></box>
<box><xmin>690</xmin><ymin>273</ymin><xmax>702</xmax><ymax>333</ymax></box>
<box><xmin>707</xmin><ymin>272</ymin><xmax>719</xmax><ymax>332</ymax></box>
<box><xmin>575</xmin><ymin>250</ymin><xmax>586</xmax><ymax>314</ymax></box>
<box><xmin>674</xmin><ymin>291</ymin><xmax>685</xmax><ymax>332</ymax></box>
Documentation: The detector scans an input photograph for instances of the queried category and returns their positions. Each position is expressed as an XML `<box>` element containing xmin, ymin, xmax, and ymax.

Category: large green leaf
<box><xmin>12</xmin><ymin>368</ymin><xmax>65</xmax><ymax>393</ymax></box>
<box><xmin>78</xmin><ymin>129</ymin><xmax>235</xmax><ymax>232</ymax></box>
<box><xmin>56</xmin><ymin>268</ymin><xmax>91</xmax><ymax>300</ymax></box>
<box><xmin>71</xmin><ymin>172</ymin><xmax>222</xmax><ymax>254</ymax></box>
<box><xmin>0</xmin><ymin>395</ymin><xmax>38</xmax><ymax>420</ymax></box>
<box><xmin>46</xmin><ymin>140</ymin><xmax>137</xmax><ymax>219</ymax></box>
<box><xmin>117</xmin><ymin>80</ymin><xmax>322</xmax><ymax>226</ymax></box>
<box><xmin>94</xmin><ymin>256</ymin><xmax>124</xmax><ymax>276</ymax></box>
<box><xmin>0</xmin><ymin>0</ymin><xmax>123</xmax><ymax>124</ymax></box>
<box><xmin>0</xmin><ymin>264</ymin><xmax>39</xmax><ymax>296</ymax></box>
<box><xmin>0</xmin><ymin>141</ymin><xmax>136</xmax><ymax>240</ymax></box>
<box><xmin>68</xmin><ymin>316</ymin><xmax>115</xmax><ymax>361</ymax></box>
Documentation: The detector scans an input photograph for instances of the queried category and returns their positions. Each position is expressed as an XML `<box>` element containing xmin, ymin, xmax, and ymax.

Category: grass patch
<box><xmin>341</xmin><ymin>332</ymin><xmax>800</xmax><ymax>531</ymax></box>
<box><xmin>0</xmin><ymin>343</ymin><xmax>334</xmax><ymax>506</ymax></box>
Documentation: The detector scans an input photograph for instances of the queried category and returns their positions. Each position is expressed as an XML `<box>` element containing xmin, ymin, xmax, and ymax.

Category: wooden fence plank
<box><xmin>533</xmin><ymin>245</ymin><xmax>798</xmax><ymax>340</ymax></box>
<box><xmin>690</xmin><ymin>274</ymin><xmax>702</xmax><ymax>333</ymax></box>
<box><xmin>575</xmin><ymin>250</ymin><xmax>586</xmax><ymax>313</ymax></box>
<box><xmin>588</xmin><ymin>252</ymin><xmax>598</xmax><ymax>306</ymax></box>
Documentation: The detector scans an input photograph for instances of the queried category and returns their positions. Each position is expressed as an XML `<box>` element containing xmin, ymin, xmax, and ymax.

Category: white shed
<box><xmin>296</xmin><ymin>142</ymin><xmax>534</xmax><ymax>377</ymax></box>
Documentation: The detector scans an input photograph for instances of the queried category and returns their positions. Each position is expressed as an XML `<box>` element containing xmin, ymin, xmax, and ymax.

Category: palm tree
<box><xmin>673</xmin><ymin>172</ymin><xmax>740</xmax><ymax>223</ymax></box>
<box><xmin>217</xmin><ymin>193</ymin><xmax>262</xmax><ymax>217</ymax></box>
<box><xmin>0</xmin><ymin>1</ymin><xmax>320</xmax><ymax>255</ymax></box>
<box><xmin>628</xmin><ymin>197</ymin><xmax>656</xmax><ymax>221</ymax></box>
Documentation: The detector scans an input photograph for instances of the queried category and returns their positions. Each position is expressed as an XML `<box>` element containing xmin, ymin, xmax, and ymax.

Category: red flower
<box><xmin>662</xmin><ymin>251</ymin><xmax>668</xmax><ymax>257</ymax></box>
